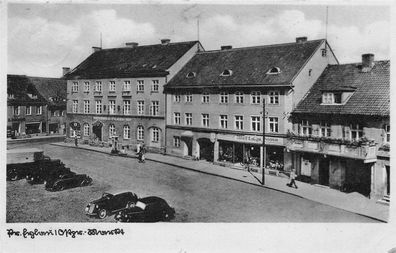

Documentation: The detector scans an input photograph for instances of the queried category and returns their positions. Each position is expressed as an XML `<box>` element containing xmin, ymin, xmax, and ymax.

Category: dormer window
<box><xmin>266</xmin><ymin>67</ymin><xmax>281</xmax><ymax>75</ymax></box>
<box><xmin>27</xmin><ymin>93</ymin><xmax>38</xmax><ymax>99</ymax></box>
<box><xmin>322</xmin><ymin>91</ymin><xmax>353</xmax><ymax>105</ymax></box>
<box><xmin>186</xmin><ymin>72</ymin><xmax>196</xmax><ymax>78</ymax></box>
<box><xmin>220</xmin><ymin>69</ymin><xmax>232</xmax><ymax>77</ymax></box>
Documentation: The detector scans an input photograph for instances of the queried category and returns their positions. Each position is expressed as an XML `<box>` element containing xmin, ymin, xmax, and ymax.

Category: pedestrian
<box><xmin>287</xmin><ymin>169</ymin><xmax>298</xmax><ymax>189</ymax></box>
<box><xmin>74</xmin><ymin>135</ymin><xmax>78</xmax><ymax>147</ymax></box>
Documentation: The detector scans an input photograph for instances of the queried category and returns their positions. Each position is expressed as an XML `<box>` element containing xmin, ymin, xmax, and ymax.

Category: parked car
<box><xmin>7</xmin><ymin>162</ymin><xmax>38</xmax><ymax>181</ymax></box>
<box><xmin>85</xmin><ymin>192</ymin><xmax>138</xmax><ymax>219</ymax></box>
<box><xmin>45</xmin><ymin>174</ymin><xmax>92</xmax><ymax>191</ymax></box>
<box><xmin>114</xmin><ymin>196</ymin><xmax>175</xmax><ymax>222</ymax></box>
<box><xmin>26</xmin><ymin>162</ymin><xmax>71</xmax><ymax>185</ymax></box>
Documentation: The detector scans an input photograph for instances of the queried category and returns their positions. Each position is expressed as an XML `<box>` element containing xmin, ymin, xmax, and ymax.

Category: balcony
<box><xmin>286</xmin><ymin>135</ymin><xmax>377</xmax><ymax>163</ymax></box>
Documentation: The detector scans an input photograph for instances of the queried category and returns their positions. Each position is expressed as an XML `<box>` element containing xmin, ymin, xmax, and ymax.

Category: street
<box><xmin>7</xmin><ymin>142</ymin><xmax>377</xmax><ymax>222</ymax></box>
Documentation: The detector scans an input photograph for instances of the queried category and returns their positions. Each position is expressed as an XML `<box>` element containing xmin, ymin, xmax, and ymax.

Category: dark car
<box><xmin>114</xmin><ymin>196</ymin><xmax>175</xmax><ymax>222</ymax></box>
<box><xmin>7</xmin><ymin>162</ymin><xmax>38</xmax><ymax>181</ymax></box>
<box><xmin>85</xmin><ymin>192</ymin><xmax>138</xmax><ymax>219</ymax></box>
<box><xmin>26</xmin><ymin>161</ymin><xmax>71</xmax><ymax>185</ymax></box>
<box><xmin>45</xmin><ymin>174</ymin><xmax>92</xmax><ymax>191</ymax></box>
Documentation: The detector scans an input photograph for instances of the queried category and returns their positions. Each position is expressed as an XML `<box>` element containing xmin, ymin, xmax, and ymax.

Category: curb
<box><xmin>50</xmin><ymin>143</ymin><xmax>387</xmax><ymax>222</ymax></box>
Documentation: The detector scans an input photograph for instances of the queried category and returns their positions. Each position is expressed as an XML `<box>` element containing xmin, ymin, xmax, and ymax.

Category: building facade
<box><xmin>7</xmin><ymin>75</ymin><xmax>66</xmax><ymax>137</ymax></box>
<box><xmin>164</xmin><ymin>37</ymin><xmax>338</xmax><ymax>172</ymax></box>
<box><xmin>286</xmin><ymin>55</ymin><xmax>390</xmax><ymax>200</ymax></box>
<box><xmin>64</xmin><ymin>40</ymin><xmax>203</xmax><ymax>152</ymax></box>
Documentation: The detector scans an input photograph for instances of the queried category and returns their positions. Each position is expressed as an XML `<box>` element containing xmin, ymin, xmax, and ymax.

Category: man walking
<box><xmin>287</xmin><ymin>169</ymin><xmax>298</xmax><ymax>189</ymax></box>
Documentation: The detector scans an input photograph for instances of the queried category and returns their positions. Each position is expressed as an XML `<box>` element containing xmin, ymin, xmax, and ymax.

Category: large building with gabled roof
<box><xmin>286</xmin><ymin>54</ymin><xmax>390</xmax><ymax>201</ymax></box>
<box><xmin>164</xmin><ymin>37</ymin><xmax>338</xmax><ymax>171</ymax></box>
<box><xmin>64</xmin><ymin>39</ymin><xmax>203</xmax><ymax>151</ymax></box>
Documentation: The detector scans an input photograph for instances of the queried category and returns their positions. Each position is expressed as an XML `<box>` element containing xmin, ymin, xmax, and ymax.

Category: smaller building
<box><xmin>287</xmin><ymin>54</ymin><xmax>390</xmax><ymax>200</ymax></box>
<box><xmin>7</xmin><ymin>75</ymin><xmax>67</xmax><ymax>137</ymax></box>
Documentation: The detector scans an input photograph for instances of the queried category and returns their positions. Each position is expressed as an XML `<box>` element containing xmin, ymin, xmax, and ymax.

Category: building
<box><xmin>286</xmin><ymin>54</ymin><xmax>389</xmax><ymax>200</ymax></box>
<box><xmin>164</xmin><ymin>37</ymin><xmax>338</xmax><ymax>172</ymax></box>
<box><xmin>7</xmin><ymin>75</ymin><xmax>66</xmax><ymax>137</ymax></box>
<box><xmin>64</xmin><ymin>39</ymin><xmax>203</xmax><ymax>152</ymax></box>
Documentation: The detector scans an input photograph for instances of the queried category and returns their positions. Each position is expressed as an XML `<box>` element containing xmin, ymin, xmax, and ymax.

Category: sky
<box><xmin>7</xmin><ymin>2</ymin><xmax>391</xmax><ymax>77</ymax></box>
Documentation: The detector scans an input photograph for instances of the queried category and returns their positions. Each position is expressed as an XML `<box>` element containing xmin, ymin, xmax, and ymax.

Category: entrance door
<box><xmin>197</xmin><ymin>138</ymin><xmax>214</xmax><ymax>161</ymax></box>
<box><xmin>92</xmin><ymin>125</ymin><xmax>102</xmax><ymax>141</ymax></box>
<box><xmin>319</xmin><ymin>158</ymin><xmax>330</xmax><ymax>186</ymax></box>
<box><xmin>182</xmin><ymin>137</ymin><xmax>192</xmax><ymax>156</ymax></box>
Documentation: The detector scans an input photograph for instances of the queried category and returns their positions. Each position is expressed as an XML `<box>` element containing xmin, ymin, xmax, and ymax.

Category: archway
<box><xmin>92</xmin><ymin>121</ymin><xmax>103</xmax><ymax>141</ymax></box>
<box><xmin>197</xmin><ymin>138</ymin><xmax>214</xmax><ymax>161</ymax></box>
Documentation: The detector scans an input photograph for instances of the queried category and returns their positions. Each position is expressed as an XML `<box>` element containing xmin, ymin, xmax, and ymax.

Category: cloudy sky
<box><xmin>7</xmin><ymin>3</ymin><xmax>390</xmax><ymax>77</ymax></box>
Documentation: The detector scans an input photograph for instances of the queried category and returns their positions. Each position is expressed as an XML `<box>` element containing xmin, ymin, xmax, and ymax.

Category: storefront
<box><xmin>25</xmin><ymin>122</ymin><xmax>42</xmax><ymax>134</ymax></box>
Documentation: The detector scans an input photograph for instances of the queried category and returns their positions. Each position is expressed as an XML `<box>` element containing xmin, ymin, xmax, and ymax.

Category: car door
<box><xmin>112</xmin><ymin>194</ymin><xmax>125</xmax><ymax>211</ymax></box>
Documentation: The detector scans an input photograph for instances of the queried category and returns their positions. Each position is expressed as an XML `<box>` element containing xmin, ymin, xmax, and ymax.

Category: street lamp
<box><xmin>262</xmin><ymin>98</ymin><xmax>266</xmax><ymax>185</ymax></box>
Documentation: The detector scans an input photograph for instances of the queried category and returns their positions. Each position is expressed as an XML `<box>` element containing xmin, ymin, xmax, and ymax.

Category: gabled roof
<box><xmin>7</xmin><ymin>75</ymin><xmax>47</xmax><ymax>105</ymax></box>
<box><xmin>65</xmin><ymin>41</ymin><xmax>200</xmax><ymax>79</ymax></box>
<box><xmin>292</xmin><ymin>60</ymin><xmax>390</xmax><ymax>117</ymax></box>
<box><xmin>164</xmin><ymin>39</ymin><xmax>325</xmax><ymax>90</ymax></box>
<box><xmin>28</xmin><ymin>76</ymin><xmax>67</xmax><ymax>108</ymax></box>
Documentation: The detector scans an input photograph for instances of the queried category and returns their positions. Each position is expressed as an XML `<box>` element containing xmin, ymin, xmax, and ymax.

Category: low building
<box><xmin>64</xmin><ymin>39</ymin><xmax>203</xmax><ymax>152</ymax></box>
<box><xmin>286</xmin><ymin>54</ymin><xmax>389</xmax><ymax>200</ymax></box>
<box><xmin>164</xmin><ymin>37</ymin><xmax>338</xmax><ymax>172</ymax></box>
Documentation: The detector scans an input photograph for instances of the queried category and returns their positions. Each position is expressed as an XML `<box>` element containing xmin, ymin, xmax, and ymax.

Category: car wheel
<box><xmin>10</xmin><ymin>173</ymin><xmax>19</xmax><ymax>181</ymax></box>
<box><xmin>98</xmin><ymin>209</ymin><xmax>108</xmax><ymax>219</ymax></box>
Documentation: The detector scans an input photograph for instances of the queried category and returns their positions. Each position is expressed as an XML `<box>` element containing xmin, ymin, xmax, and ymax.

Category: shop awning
<box><xmin>181</xmin><ymin>130</ymin><xmax>194</xmax><ymax>137</ymax></box>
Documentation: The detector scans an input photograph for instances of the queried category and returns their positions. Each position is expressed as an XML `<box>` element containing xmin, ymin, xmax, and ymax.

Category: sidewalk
<box><xmin>51</xmin><ymin>142</ymin><xmax>389</xmax><ymax>222</ymax></box>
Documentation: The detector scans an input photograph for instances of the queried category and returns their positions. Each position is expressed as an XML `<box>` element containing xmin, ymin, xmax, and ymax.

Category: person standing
<box><xmin>287</xmin><ymin>169</ymin><xmax>298</xmax><ymax>189</ymax></box>
<box><xmin>74</xmin><ymin>135</ymin><xmax>78</xmax><ymax>147</ymax></box>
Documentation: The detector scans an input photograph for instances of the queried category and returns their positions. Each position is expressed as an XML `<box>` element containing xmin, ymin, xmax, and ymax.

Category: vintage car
<box><xmin>85</xmin><ymin>192</ymin><xmax>138</xmax><ymax>219</ymax></box>
<box><xmin>45</xmin><ymin>174</ymin><xmax>92</xmax><ymax>191</ymax></box>
<box><xmin>26</xmin><ymin>163</ymin><xmax>72</xmax><ymax>185</ymax></box>
<box><xmin>7</xmin><ymin>162</ymin><xmax>38</xmax><ymax>181</ymax></box>
<box><xmin>114</xmin><ymin>196</ymin><xmax>175</xmax><ymax>222</ymax></box>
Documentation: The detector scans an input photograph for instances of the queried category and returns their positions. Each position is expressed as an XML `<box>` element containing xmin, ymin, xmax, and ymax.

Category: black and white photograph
<box><xmin>1</xmin><ymin>0</ymin><xmax>395</xmax><ymax>252</ymax></box>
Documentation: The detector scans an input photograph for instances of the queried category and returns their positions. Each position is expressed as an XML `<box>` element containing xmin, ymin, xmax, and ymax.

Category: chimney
<box><xmin>362</xmin><ymin>53</ymin><xmax>375</xmax><ymax>70</ymax></box>
<box><xmin>92</xmin><ymin>46</ymin><xmax>102</xmax><ymax>53</ymax></box>
<box><xmin>221</xmin><ymin>45</ymin><xmax>232</xmax><ymax>50</ymax></box>
<box><xmin>161</xmin><ymin>39</ymin><xmax>171</xmax><ymax>45</ymax></box>
<box><xmin>126</xmin><ymin>42</ymin><xmax>139</xmax><ymax>48</ymax></box>
<box><xmin>62</xmin><ymin>67</ymin><xmax>71</xmax><ymax>76</ymax></box>
<box><xmin>296</xmin><ymin>37</ymin><xmax>308</xmax><ymax>43</ymax></box>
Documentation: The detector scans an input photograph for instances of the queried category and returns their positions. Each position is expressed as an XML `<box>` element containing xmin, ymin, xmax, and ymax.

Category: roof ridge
<box><xmin>328</xmin><ymin>60</ymin><xmax>390</xmax><ymax>67</ymax></box>
<box><xmin>197</xmin><ymin>39</ymin><xmax>325</xmax><ymax>54</ymax></box>
<box><xmin>100</xmin><ymin>40</ymin><xmax>199</xmax><ymax>51</ymax></box>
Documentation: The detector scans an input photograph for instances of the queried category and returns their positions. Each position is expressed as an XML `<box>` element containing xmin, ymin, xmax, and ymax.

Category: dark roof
<box><xmin>28</xmin><ymin>76</ymin><xmax>67</xmax><ymax>108</ymax></box>
<box><xmin>65</xmin><ymin>41</ymin><xmax>200</xmax><ymax>79</ymax></box>
<box><xmin>164</xmin><ymin>39</ymin><xmax>325</xmax><ymax>90</ymax></box>
<box><xmin>7</xmin><ymin>75</ymin><xmax>47</xmax><ymax>105</ymax></box>
<box><xmin>292</xmin><ymin>60</ymin><xmax>390</xmax><ymax>117</ymax></box>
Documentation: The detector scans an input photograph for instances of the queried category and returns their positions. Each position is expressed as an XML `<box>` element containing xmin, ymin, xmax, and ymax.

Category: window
<box><xmin>123</xmin><ymin>100</ymin><xmax>131</xmax><ymax>115</ymax></box>
<box><xmin>14</xmin><ymin>106</ymin><xmax>20</xmax><ymax>115</ymax></box>
<box><xmin>174</xmin><ymin>94</ymin><xmax>181</xmax><ymax>103</ymax></box>
<box><xmin>235</xmin><ymin>115</ymin><xmax>243</xmax><ymax>130</ymax></box>
<box><xmin>109</xmin><ymin>124</ymin><xmax>116</xmax><ymax>138</ymax></box>
<box><xmin>36</xmin><ymin>106</ymin><xmax>42</xmax><ymax>115</ymax></box>
<box><xmin>122</xmin><ymin>81</ymin><xmax>130</xmax><ymax>92</ymax></box>
<box><xmin>220</xmin><ymin>69</ymin><xmax>232</xmax><ymax>76</ymax></box>
<box><xmin>137</xmin><ymin>101</ymin><xmax>145</xmax><ymax>115</ymax></box>
<box><xmin>173</xmin><ymin>136</ymin><xmax>181</xmax><ymax>147</ymax></box>
<box><xmin>320</xmin><ymin>122</ymin><xmax>331</xmax><ymax>137</ymax></box>
<box><xmin>202</xmin><ymin>93</ymin><xmax>209</xmax><ymax>103</ymax></box>
<box><xmin>72</xmin><ymin>82</ymin><xmax>79</xmax><ymax>92</ymax></box>
<box><xmin>266</xmin><ymin>67</ymin><xmax>281</xmax><ymax>75</ymax></box>
<box><xmin>322</xmin><ymin>92</ymin><xmax>342</xmax><ymax>104</ymax></box>
<box><xmin>350</xmin><ymin>124</ymin><xmax>363</xmax><ymax>141</ymax></box>
<box><xmin>269</xmin><ymin>117</ymin><xmax>279</xmax><ymax>133</ymax></box>
<box><xmin>185</xmin><ymin>93</ymin><xmax>192</xmax><ymax>103</ymax></box>
<box><xmin>109</xmin><ymin>81</ymin><xmax>116</xmax><ymax>92</ymax></box>
<box><xmin>26</xmin><ymin>106</ymin><xmax>31</xmax><ymax>115</ymax></box>
<box><xmin>251</xmin><ymin>91</ymin><xmax>261</xmax><ymax>104</ymax></box>
<box><xmin>150</xmin><ymin>101</ymin><xmax>159</xmax><ymax>116</ymax></box>
<box><xmin>151</xmin><ymin>80</ymin><xmax>159</xmax><ymax>92</ymax></box>
<box><xmin>109</xmin><ymin>100</ymin><xmax>116</xmax><ymax>115</ymax></box>
<box><xmin>94</xmin><ymin>81</ymin><xmax>102</xmax><ymax>92</ymax></box>
<box><xmin>83</xmin><ymin>123</ymin><xmax>90</xmax><ymax>136</ymax></box>
<box><xmin>220</xmin><ymin>92</ymin><xmax>228</xmax><ymax>104</ymax></box>
<box><xmin>70</xmin><ymin>127</ymin><xmax>77</xmax><ymax>138</ymax></box>
<box><xmin>220</xmin><ymin>115</ymin><xmax>228</xmax><ymax>129</ymax></box>
<box><xmin>84</xmin><ymin>100</ymin><xmax>90</xmax><ymax>114</ymax></box>
<box><xmin>123</xmin><ymin>125</ymin><xmax>130</xmax><ymax>139</ymax></box>
<box><xmin>174</xmin><ymin>112</ymin><xmax>181</xmax><ymax>125</ymax></box>
<box><xmin>185</xmin><ymin>113</ymin><xmax>192</xmax><ymax>126</ymax></box>
<box><xmin>84</xmin><ymin>82</ymin><xmax>90</xmax><ymax>92</ymax></box>
<box><xmin>137</xmin><ymin>80</ymin><xmax>144</xmax><ymax>92</ymax></box>
<box><xmin>301</xmin><ymin>120</ymin><xmax>312</xmax><ymax>136</ymax></box>
<box><xmin>137</xmin><ymin>126</ymin><xmax>144</xmax><ymax>141</ymax></box>
<box><xmin>72</xmin><ymin>100</ymin><xmax>78</xmax><ymax>113</ymax></box>
<box><xmin>95</xmin><ymin>100</ymin><xmax>102</xmax><ymax>114</ymax></box>
<box><xmin>202</xmin><ymin>114</ymin><xmax>209</xmax><ymax>127</ymax></box>
<box><xmin>269</xmin><ymin>91</ymin><xmax>280</xmax><ymax>105</ymax></box>
<box><xmin>186</xmin><ymin>72</ymin><xmax>196</xmax><ymax>78</ymax></box>
<box><xmin>152</xmin><ymin>128</ymin><xmax>159</xmax><ymax>142</ymax></box>
<box><xmin>251</xmin><ymin>116</ymin><xmax>261</xmax><ymax>132</ymax></box>
<box><xmin>235</xmin><ymin>92</ymin><xmax>244</xmax><ymax>104</ymax></box>
<box><xmin>321</xmin><ymin>49</ymin><xmax>327</xmax><ymax>57</ymax></box>
<box><xmin>384</xmin><ymin>125</ymin><xmax>390</xmax><ymax>143</ymax></box>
